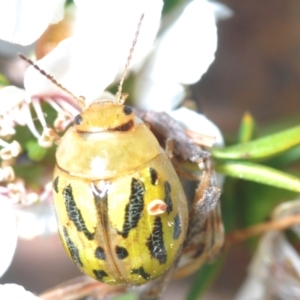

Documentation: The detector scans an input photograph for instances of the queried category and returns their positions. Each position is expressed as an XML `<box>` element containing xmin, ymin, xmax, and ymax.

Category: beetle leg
<box><xmin>175</xmin><ymin>203</ymin><xmax>224</xmax><ymax>279</ymax></box>
<box><xmin>174</xmin><ymin>168</ymin><xmax>224</xmax><ymax>279</ymax></box>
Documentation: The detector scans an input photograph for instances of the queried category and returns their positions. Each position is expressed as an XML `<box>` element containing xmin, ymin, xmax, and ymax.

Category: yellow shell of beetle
<box><xmin>52</xmin><ymin>101</ymin><xmax>188</xmax><ymax>285</ymax></box>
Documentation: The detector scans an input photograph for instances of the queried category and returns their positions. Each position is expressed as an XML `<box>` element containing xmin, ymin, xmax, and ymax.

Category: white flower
<box><xmin>13</xmin><ymin>181</ymin><xmax>58</xmax><ymax>239</ymax></box>
<box><xmin>0</xmin><ymin>284</ymin><xmax>42</xmax><ymax>299</ymax></box>
<box><xmin>134</xmin><ymin>0</ymin><xmax>232</xmax><ymax>111</ymax></box>
<box><xmin>0</xmin><ymin>178</ymin><xmax>58</xmax><ymax>275</ymax></box>
<box><xmin>24</xmin><ymin>0</ymin><xmax>164</xmax><ymax>106</ymax></box>
<box><xmin>0</xmin><ymin>0</ymin><xmax>66</xmax><ymax>45</ymax></box>
<box><xmin>0</xmin><ymin>199</ymin><xmax>17</xmax><ymax>277</ymax></box>
<box><xmin>168</xmin><ymin>107</ymin><xmax>224</xmax><ymax>147</ymax></box>
<box><xmin>0</xmin><ymin>85</ymin><xmax>79</xmax><ymax>145</ymax></box>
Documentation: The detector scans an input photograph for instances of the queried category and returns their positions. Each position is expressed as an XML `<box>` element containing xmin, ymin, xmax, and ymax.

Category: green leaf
<box><xmin>221</xmin><ymin>178</ymin><xmax>240</xmax><ymax>232</ymax></box>
<box><xmin>215</xmin><ymin>161</ymin><xmax>300</xmax><ymax>193</ymax></box>
<box><xmin>264</xmin><ymin>145</ymin><xmax>300</xmax><ymax>168</ymax></box>
<box><xmin>237</xmin><ymin>112</ymin><xmax>255</xmax><ymax>143</ymax></box>
<box><xmin>212</xmin><ymin>125</ymin><xmax>300</xmax><ymax>161</ymax></box>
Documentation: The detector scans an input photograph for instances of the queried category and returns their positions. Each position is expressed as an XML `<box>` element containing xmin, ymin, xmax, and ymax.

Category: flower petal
<box><xmin>23</xmin><ymin>38</ymin><xmax>73</xmax><ymax>101</ymax></box>
<box><xmin>134</xmin><ymin>79</ymin><xmax>185</xmax><ymax>111</ymax></box>
<box><xmin>15</xmin><ymin>186</ymin><xmax>58</xmax><ymax>239</ymax></box>
<box><xmin>149</xmin><ymin>0</ymin><xmax>218</xmax><ymax>84</ymax></box>
<box><xmin>0</xmin><ymin>0</ymin><xmax>66</xmax><ymax>45</ymax></box>
<box><xmin>0</xmin><ymin>199</ymin><xmax>17</xmax><ymax>277</ymax></box>
<box><xmin>135</xmin><ymin>0</ymin><xmax>231</xmax><ymax>110</ymax></box>
<box><xmin>0</xmin><ymin>284</ymin><xmax>42</xmax><ymax>299</ymax></box>
<box><xmin>0</xmin><ymin>86</ymin><xmax>25</xmax><ymax>114</ymax></box>
<box><xmin>24</xmin><ymin>0</ymin><xmax>163</xmax><ymax>106</ymax></box>
<box><xmin>70</xmin><ymin>0</ymin><xmax>163</xmax><ymax>105</ymax></box>
<box><xmin>169</xmin><ymin>107</ymin><xmax>224</xmax><ymax>147</ymax></box>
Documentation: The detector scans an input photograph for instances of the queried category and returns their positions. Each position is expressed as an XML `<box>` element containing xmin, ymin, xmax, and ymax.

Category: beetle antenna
<box><xmin>18</xmin><ymin>53</ymin><xmax>85</xmax><ymax>109</ymax></box>
<box><xmin>116</xmin><ymin>13</ymin><xmax>144</xmax><ymax>104</ymax></box>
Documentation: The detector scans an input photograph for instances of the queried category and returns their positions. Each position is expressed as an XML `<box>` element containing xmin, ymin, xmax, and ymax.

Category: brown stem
<box><xmin>226</xmin><ymin>213</ymin><xmax>300</xmax><ymax>247</ymax></box>
<box><xmin>39</xmin><ymin>276</ymin><xmax>126</xmax><ymax>300</ymax></box>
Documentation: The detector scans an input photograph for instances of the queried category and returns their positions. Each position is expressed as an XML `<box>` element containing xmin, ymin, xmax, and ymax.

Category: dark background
<box><xmin>194</xmin><ymin>0</ymin><xmax>300</xmax><ymax>133</ymax></box>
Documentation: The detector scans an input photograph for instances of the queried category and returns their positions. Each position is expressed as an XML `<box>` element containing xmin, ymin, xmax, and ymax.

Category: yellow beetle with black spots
<box><xmin>52</xmin><ymin>100</ymin><xmax>188</xmax><ymax>285</ymax></box>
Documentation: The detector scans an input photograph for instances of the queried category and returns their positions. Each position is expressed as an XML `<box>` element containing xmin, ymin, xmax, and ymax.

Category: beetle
<box><xmin>21</xmin><ymin>14</ymin><xmax>224</xmax><ymax>300</ymax></box>
<box><xmin>52</xmin><ymin>97</ymin><xmax>189</xmax><ymax>286</ymax></box>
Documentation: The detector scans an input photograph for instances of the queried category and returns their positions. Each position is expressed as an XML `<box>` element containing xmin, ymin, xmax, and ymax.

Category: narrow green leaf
<box><xmin>221</xmin><ymin>178</ymin><xmax>240</xmax><ymax>232</ymax></box>
<box><xmin>212</xmin><ymin>125</ymin><xmax>300</xmax><ymax>161</ymax></box>
<box><xmin>215</xmin><ymin>161</ymin><xmax>300</xmax><ymax>193</ymax></box>
<box><xmin>237</xmin><ymin>112</ymin><xmax>255</xmax><ymax>143</ymax></box>
<box><xmin>264</xmin><ymin>145</ymin><xmax>300</xmax><ymax>168</ymax></box>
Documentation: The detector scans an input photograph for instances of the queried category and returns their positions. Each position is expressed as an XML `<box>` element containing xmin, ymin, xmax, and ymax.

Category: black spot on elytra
<box><xmin>95</xmin><ymin>246</ymin><xmax>106</xmax><ymax>260</ymax></box>
<box><xmin>62</xmin><ymin>227</ymin><xmax>83</xmax><ymax>268</ymax></box>
<box><xmin>146</xmin><ymin>217</ymin><xmax>167</xmax><ymax>264</ymax></box>
<box><xmin>63</xmin><ymin>184</ymin><xmax>94</xmax><ymax>240</ymax></box>
<box><xmin>93</xmin><ymin>269</ymin><xmax>109</xmax><ymax>282</ymax></box>
<box><xmin>119</xmin><ymin>178</ymin><xmax>145</xmax><ymax>238</ymax></box>
<box><xmin>115</xmin><ymin>246</ymin><xmax>129</xmax><ymax>260</ymax></box>
<box><xmin>131</xmin><ymin>266</ymin><xmax>151</xmax><ymax>280</ymax></box>
<box><xmin>53</xmin><ymin>176</ymin><xmax>59</xmax><ymax>193</ymax></box>
<box><xmin>164</xmin><ymin>181</ymin><xmax>173</xmax><ymax>214</ymax></box>
<box><xmin>123</xmin><ymin>105</ymin><xmax>132</xmax><ymax>115</ymax></box>
<box><xmin>173</xmin><ymin>214</ymin><xmax>181</xmax><ymax>240</ymax></box>
<box><xmin>149</xmin><ymin>168</ymin><xmax>158</xmax><ymax>185</ymax></box>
